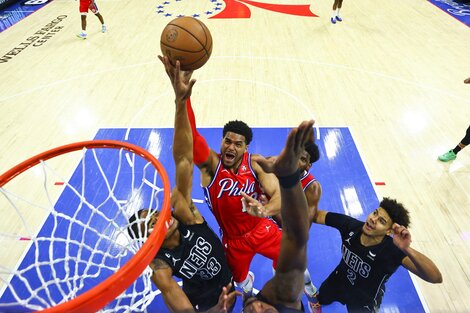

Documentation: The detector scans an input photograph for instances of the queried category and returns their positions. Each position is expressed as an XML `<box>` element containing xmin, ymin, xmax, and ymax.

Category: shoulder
<box><xmin>150</xmin><ymin>258</ymin><xmax>172</xmax><ymax>271</ymax></box>
<box><xmin>326</xmin><ymin>212</ymin><xmax>362</xmax><ymax>230</ymax></box>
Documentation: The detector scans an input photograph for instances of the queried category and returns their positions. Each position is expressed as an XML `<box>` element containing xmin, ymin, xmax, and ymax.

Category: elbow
<box><xmin>431</xmin><ymin>272</ymin><xmax>443</xmax><ymax>284</ymax></box>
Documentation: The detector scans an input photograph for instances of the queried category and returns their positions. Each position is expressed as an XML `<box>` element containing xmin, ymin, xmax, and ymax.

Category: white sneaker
<box><xmin>76</xmin><ymin>32</ymin><xmax>87</xmax><ymax>39</ymax></box>
<box><xmin>242</xmin><ymin>271</ymin><xmax>255</xmax><ymax>298</ymax></box>
<box><xmin>101</xmin><ymin>24</ymin><xmax>107</xmax><ymax>33</ymax></box>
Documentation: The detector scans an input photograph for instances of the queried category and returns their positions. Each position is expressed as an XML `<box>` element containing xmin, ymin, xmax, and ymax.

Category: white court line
<box><xmin>348</xmin><ymin>127</ymin><xmax>430</xmax><ymax>313</ymax></box>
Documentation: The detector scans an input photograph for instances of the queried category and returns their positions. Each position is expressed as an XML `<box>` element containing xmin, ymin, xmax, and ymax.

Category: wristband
<box><xmin>278</xmin><ymin>169</ymin><xmax>302</xmax><ymax>189</ymax></box>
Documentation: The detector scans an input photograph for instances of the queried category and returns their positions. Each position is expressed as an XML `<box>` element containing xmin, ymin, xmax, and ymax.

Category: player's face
<box><xmin>243</xmin><ymin>297</ymin><xmax>279</xmax><ymax>313</ymax></box>
<box><xmin>298</xmin><ymin>150</ymin><xmax>311</xmax><ymax>171</ymax></box>
<box><xmin>220</xmin><ymin>132</ymin><xmax>248</xmax><ymax>168</ymax></box>
<box><xmin>362</xmin><ymin>208</ymin><xmax>393</xmax><ymax>237</ymax></box>
<box><xmin>139</xmin><ymin>209</ymin><xmax>178</xmax><ymax>241</ymax></box>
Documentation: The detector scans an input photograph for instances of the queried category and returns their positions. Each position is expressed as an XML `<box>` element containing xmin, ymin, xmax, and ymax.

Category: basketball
<box><xmin>160</xmin><ymin>17</ymin><xmax>213</xmax><ymax>71</ymax></box>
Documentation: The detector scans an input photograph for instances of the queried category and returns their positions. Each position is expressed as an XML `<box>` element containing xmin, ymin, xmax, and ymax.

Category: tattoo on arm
<box><xmin>151</xmin><ymin>258</ymin><xmax>171</xmax><ymax>271</ymax></box>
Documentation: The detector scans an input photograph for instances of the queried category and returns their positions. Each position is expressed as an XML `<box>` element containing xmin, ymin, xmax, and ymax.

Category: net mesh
<box><xmin>0</xmin><ymin>142</ymin><xmax>170</xmax><ymax>312</ymax></box>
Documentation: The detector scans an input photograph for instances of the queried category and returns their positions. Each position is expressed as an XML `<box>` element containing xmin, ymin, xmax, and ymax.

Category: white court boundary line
<box><xmin>348</xmin><ymin>126</ymin><xmax>431</xmax><ymax>313</ymax></box>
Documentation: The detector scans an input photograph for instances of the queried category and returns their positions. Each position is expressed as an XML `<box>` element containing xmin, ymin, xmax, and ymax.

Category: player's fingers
<box><xmin>299</xmin><ymin>120</ymin><xmax>314</xmax><ymax>148</ymax></box>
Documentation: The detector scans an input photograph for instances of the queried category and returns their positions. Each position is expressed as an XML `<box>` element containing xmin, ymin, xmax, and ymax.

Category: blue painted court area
<box><xmin>428</xmin><ymin>0</ymin><xmax>470</xmax><ymax>27</ymax></box>
<box><xmin>0</xmin><ymin>127</ymin><xmax>425</xmax><ymax>312</ymax></box>
<box><xmin>0</xmin><ymin>0</ymin><xmax>50</xmax><ymax>32</ymax></box>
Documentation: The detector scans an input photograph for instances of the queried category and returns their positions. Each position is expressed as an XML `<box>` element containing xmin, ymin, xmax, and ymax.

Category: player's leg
<box><xmin>438</xmin><ymin>125</ymin><xmax>470</xmax><ymax>161</ymax></box>
<box><xmin>331</xmin><ymin>0</ymin><xmax>339</xmax><ymax>23</ymax></box>
<box><xmin>304</xmin><ymin>269</ymin><xmax>321</xmax><ymax>313</ymax></box>
<box><xmin>222</xmin><ymin>236</ymin><xmax>256</xmax><ymax>299</ymax></box>
<box><xmin>90</xmin><ymin>1</ymin><xmax>106</xmax><ymax>33</ymax></box>
<box><xmin>77</xmin><ymin>0</ymin><xmax>89</xmax><ymax>39</ymax></box>
<box><xmin>317</xmin><ymin>271</ymin><xmax>346</xmax><ymax>306</ymax></box>
<box><xmin>77</xmin><ymin>14</ymin><xmax>87</xmax><ymax>39</ymax></box>
<box><xmin>335</xmin><ymin>0</ymin><xmax>343</xmax><ymax>22</ymax></box>
<box><xmin>252</xmin><ymin>219</ymin><xmax>282</xmax><ymax>269</ymax></box>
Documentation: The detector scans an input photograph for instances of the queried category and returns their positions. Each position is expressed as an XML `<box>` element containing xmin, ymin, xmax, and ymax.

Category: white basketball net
<box><xmin>0</xmin><ymin>145</ymin><xmax>167</xmax><ymax>312</ymax></box>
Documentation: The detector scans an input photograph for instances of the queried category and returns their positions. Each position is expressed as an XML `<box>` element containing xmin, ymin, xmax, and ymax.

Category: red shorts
<box><xmin>222</xmin><ymin>218</ymin><xmax>281</xmax><ymax>283</ymax></box>
<box><xmin>79</xmin><ymin>0</ymin><xmax>98</xmax><ymax>14</ymax></box>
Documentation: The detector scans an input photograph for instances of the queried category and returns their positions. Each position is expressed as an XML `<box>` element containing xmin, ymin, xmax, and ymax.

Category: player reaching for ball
<box><xmin>128</xmin><ymin>55</ymin><xmax>240</xmax><ymax>312</ymax></box>
<box><xmin>159</xmin><ymin>56</ymin><xmax>322</xmax><ymax>312</ymax></box>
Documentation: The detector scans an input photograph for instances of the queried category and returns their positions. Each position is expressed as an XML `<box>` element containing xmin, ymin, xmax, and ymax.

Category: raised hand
<box><xmin>257</xmin><ymin>120</ymin><xmax>315</xmax><ymax>177</ymax></box>
<box><xmin>158</xmin><ymin>55</ymin><xmax>196</xmax><ymax>103</ymax></box>
<box><xmin>207</xmin><ymin>283</ymin><xmax>241</xmax><ymax>313</ymax></box>
<box><xmin>391</xmin><ymin>223</ymin><xmax>412</xmax><ymax>251</ymax></box>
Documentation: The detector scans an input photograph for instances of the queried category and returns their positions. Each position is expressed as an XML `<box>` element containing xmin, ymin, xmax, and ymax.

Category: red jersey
<box><xmin>203</xmin><ymin>152</ymin><xmax>265</xmax><ymax>237</ymax></box>
<box><xmin>301</xmin><ymin>170</ymin><xmax>316</xmax><ymax>191</ymax></box>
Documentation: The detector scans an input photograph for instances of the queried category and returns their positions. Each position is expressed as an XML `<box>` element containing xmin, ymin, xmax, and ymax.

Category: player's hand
<box><xmin>207</xmin><ymin>283</ymin><xmax>241</xmax><ymax>313</ymax></box>
<box><xmin>464</xmin><ymin>77</ymin><xmax>470</xmax><ymax>84</ymax></box>
<box><xmin>158</xmin><ymin>55</ymin><xmax>196</xmax><ymax>102</ymax></box>
<box><xmin>391</xmin><ymin>223</ymin><xmax>412</xmax><ymax>251</ymax></box>
<box><xmin>241</xmin><ymin>192</ymin><xmax>268</xmax><ymax>217</ymax></box>
<box><xmin>257</xmin><ymin>120</ymin><xmax>315</xmax><ymax>177</ymax></box>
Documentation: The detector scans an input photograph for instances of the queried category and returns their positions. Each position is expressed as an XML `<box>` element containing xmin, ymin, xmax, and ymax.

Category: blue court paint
<box><xmin>0</xmin><ymin>0</ymin><xmax>50</xmax><ymax>32</ymax></box>
<box><xmin>0</xmin><ymin>127</ymin><xmax>425</xmax><ymax>313</ymax></box>
<box><xmin>427</xmin><ymin>0</ymin><xmax>470</xmax><ymax>27</ymax></box>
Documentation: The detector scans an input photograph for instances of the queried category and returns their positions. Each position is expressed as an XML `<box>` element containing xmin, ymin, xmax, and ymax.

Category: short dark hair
<box><xmin>127</xmin><ymin>209</ymin><xmax>146</xmax><ymax>240</ymax></box>
<box><xmin>380</xmin><ymin>197</ymin><xmax>411</xmax><ymax>228</ymax></box>
<box><xmin>223</xmin><ymin>120</ymin><xmax>253</xmax><ymax>145</ymax></box>
<box><xmin>305</xmin><ymin>143</ymin><xmax>320</xmax><ymax>164</ymax></box>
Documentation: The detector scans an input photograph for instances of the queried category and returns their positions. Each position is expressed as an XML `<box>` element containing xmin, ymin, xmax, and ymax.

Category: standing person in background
<box><xmin>438</xmin><ymin>125</ymin><xmax>470</xmax><ymax>162</ymax></box>
<box><xmin>77</xmin><ymin>0</ymin><xmax>106</xmax><ymax>39</ymax></box>
<box><xmin>331</xmin><ymin>0</ymin><xmax>344</xmax><ymax>24</ymax></box>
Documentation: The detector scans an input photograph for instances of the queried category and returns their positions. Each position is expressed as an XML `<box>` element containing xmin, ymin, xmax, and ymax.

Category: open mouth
<box><xmin>224</xmin><ymin>151</ymin><xmax>236</xmax><ymax>162</ymax></box>
<box><xmin>365</xmin><ymin>221</ymin><xmax>374</xmax><ymax>231</ymax></box>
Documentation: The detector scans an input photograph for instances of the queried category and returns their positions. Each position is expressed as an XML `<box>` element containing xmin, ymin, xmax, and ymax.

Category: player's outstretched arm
<box><xmin>393</xmin><ymin>223</ymin><xmax>443</xmax><ymax>284</ymax></box>
<box><xmin>259</xmin><ymin>120</ymin><xmax>315</xmax><ymax>306</ymax></box>
<box><xmin>185</xmin><ymin>98</ymin><xmax>220</xmax><ymax>185</ymax></box>
<box><xmin>150</xmin><ymin>259</ymin><xmax>195</xmax><ymax>312</ymax></box>
<box><xmin>162</xmin><ymin>57</ymin><xmax>203</xmax><ymax>224</ymax></box>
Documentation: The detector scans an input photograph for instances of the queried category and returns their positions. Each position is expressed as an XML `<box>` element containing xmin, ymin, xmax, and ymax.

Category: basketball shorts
<box><xmin>79</xmin><ymin>0</ymin><xmax>98</xmax><ymax>14</ymax></box>
<box><xmin>318</xmin><ymin>270</ymin><xmax>383</xmax><ymax>313</ymax></box>
<box><xmin>222</xmin><ymin>218</ymin><xmax>281</xmax><ymax>282</ymax></box>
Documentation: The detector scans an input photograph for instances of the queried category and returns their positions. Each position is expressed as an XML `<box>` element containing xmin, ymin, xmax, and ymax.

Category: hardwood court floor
<box><xmin>1</xmin><ymin>0</ymin><xmax>469</xmax><ymax>311</ymax></box>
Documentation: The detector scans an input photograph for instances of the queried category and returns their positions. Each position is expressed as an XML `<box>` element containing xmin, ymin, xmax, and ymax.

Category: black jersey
<box><xmin>318</xmin><ymin>213</ymin><xmax>406</xmax><ymax>311</ymax></box>
<box><xmin>156</xmin><ymin>220</ymin><xmax>233</xmax><ymax>311</ymax></box>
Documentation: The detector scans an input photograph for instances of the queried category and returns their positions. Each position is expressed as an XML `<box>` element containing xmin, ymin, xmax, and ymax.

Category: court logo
<box><xmin>21</xmin><ymin>0</ymin><xmax>50</xmax><ymax>6</ymax></box>
<box><xmin>156</xmin><ymin>0</ymin><xmax>318</xmax><ymax>19</ymax></box>
<box><xmin>428</xmin><ymin>0</ymin><xmax>470</xmax><ymax>26</ymax></box>
<box><xmin>0</xmin><ymin>15</ymin><xmax>67</xmax><ymax>64</ymax></box>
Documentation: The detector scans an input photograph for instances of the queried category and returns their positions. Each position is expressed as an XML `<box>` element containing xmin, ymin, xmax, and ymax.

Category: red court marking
<box><xmin>54</xmin><ymin>182</ymin><xmax>64</xmax><ymax>185</ymax></box>
<box><xmin>19</xmin><ymin>237</ymin><xmax>31</xmax><ymax>241</ymax></box>
<box><xmin>375</xmin><ymin>182</ymin><xmax>386</xmax><ymax>185</ymax></box>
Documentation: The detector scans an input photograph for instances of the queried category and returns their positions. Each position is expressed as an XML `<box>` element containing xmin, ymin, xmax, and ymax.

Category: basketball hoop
<box><xmin>0</xmin><ymin>140</ymin><xmax>171</xmax><ymax>313</ymax></box>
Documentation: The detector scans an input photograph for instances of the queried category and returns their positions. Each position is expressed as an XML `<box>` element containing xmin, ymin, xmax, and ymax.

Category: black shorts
<box><xmin>318</xmin><ymin>271</ymin><xmax>383</xmax><ymax>313</ymax></box>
